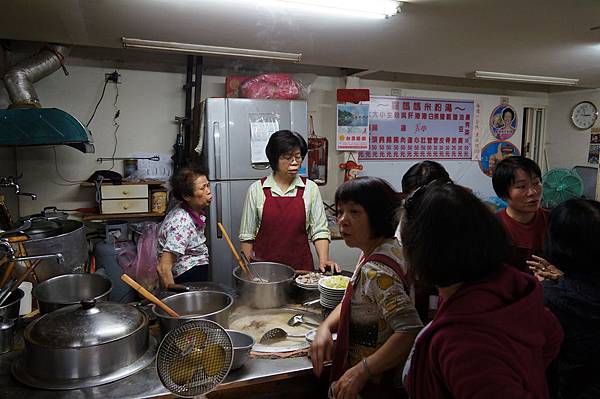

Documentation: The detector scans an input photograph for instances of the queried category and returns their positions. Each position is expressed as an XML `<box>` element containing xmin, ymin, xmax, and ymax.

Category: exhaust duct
<box><xmin>0</xmin><ymin>44</ymin><xmax>94</xmax><ymax>153</ymax></box>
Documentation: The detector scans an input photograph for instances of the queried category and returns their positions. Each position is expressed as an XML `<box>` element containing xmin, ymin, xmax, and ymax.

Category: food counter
<box><xmin>0</xmin><ymin>349</ymin><xmax>324</xmax><ymax>399</ymax></box>
<box><xmin>0</xmin><ymin>305</ymin><xmax>328</xmax><ymax>399</ymax></box>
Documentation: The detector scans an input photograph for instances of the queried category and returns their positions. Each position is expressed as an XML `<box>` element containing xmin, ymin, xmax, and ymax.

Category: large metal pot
<box><xmin>33</xmin><ymin>273</ymin><xmax>112</xmax><ymax>314</ymax></box>
<box><xmin>233</xmin><ymin>262</ymin><xmax>295</xmax><ymax>309</ymax></box>
<box><xmin>20</xmin><ymin>219</ymin><xmax>88</xmax><ymax>282</ymax></box>
<box><xmin>152</xmin><ymin>290</ymin><xmax>234</xmax><ymax>336</ymax></box>
<box><xmin>12</xmin><ymin>300</ymin><xmax>157</xmax><ymax>390</ymax></box>
<box><xmin>0</xmin><ymin>288</ymin><xmax>24</xmax><ymax>321</ymax></box>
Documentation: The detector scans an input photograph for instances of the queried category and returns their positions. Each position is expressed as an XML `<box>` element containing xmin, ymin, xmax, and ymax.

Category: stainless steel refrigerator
<box><xmin>200</xmin><ymin>98</ymin><xmax>308</xmax><ymax>286</ymax></box>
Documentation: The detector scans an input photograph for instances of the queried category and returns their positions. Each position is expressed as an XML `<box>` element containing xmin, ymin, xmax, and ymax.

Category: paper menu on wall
<box><xmin>249</xmin><ymin>113</ymin><xmax>280</xmax><ymax>164</ymax></box>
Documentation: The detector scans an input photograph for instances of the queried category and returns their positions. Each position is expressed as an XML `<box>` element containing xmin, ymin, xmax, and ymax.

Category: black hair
<box><xmin>401</xmin><ymin>160</ymin><xmax>451</xmax><ymax>194</ymax></box>
<box><xmin>492</xmin><ymin>156</ymin><xmax>542</xmax><ymax>199</ymax></box>
<box><xmin>335</xmin><ymin>176</ymin><xmax>400</xmax><ymax>239</ymax></box>
<box><xmin>265</xmin><ymin>130</ymin><xmax>308</xmax><ymax>171</ymax></box>
<box><xmin>401</xmin><ymin>181</ymin><xmax>508</xmax><ymax>287</ymax></box>
<box><xmin>545</xmin><ymin>198</ymin><xmax>600</xmax><ymax>275</ymax></box>
<box><xmin>170</xmin><ymin>166</ymin><xmax>207</xmax><ymax>201</ymax></box>
<box><xmin>502</xmin><ymin>108</ymin><xmax>515</xmax><ymax>119</ymax></box>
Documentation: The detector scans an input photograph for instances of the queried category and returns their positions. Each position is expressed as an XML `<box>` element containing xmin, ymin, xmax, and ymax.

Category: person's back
<box><xmin>541</xmin><ymin>199</ymin><xmax>600</xmax><ymax>399</ymax></box>
<box><xmin>401</xmin><ymin>182</ymin><xmax>563</xmax><ymax>399</ymax></box>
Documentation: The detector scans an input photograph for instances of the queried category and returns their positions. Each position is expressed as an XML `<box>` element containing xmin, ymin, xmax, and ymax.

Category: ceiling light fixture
<box><xmin>121</xmin><ymin>37</ymin><xmax>302</xmax><ymax>62</ymax></box>
<box><xmin>262</xmin><ymin>0</ymin><xmax>402</xmax><ymax>19</ymax></box>
<box><xmin>473</xmin><ymin>70</ymin><xmax>579</xmax><ymax>86</ymax></box>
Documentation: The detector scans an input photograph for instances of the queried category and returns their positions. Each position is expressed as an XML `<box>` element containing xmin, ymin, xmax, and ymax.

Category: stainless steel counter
<box><xmin>0</xmin><ymin>343</ymin><xmax>314</xmax><ymax>398</ymax></box>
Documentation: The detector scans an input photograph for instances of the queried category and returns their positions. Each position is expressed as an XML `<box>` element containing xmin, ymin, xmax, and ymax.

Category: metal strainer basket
<box><xmin>156</xmin><ymin>319</ymin><xmax>233</xmax><ymax>398</ymax></box>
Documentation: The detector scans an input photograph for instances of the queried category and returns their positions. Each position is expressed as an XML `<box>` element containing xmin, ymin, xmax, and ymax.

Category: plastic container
<box><xmin>123</xmin><ymin>159</ymin><xmax>138</xmax><ymax>178</ymax></box>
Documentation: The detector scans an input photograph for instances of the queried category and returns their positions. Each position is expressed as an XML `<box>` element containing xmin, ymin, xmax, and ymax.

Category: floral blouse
<box><xmin>157</xmin><ymin>204</ymin><xmax>209</xmax><ymax>278</ymax></box>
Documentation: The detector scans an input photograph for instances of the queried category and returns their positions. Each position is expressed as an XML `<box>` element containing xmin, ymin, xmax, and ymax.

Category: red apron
<box><xmin>254</xmin><ymin>177</ymin><xmax>314</xmax><ymax>271</ymax></box>
<box><xmin>330</xmin><ymin>253</ymin><xmax>410</xmax><ymax>397</ymax></box>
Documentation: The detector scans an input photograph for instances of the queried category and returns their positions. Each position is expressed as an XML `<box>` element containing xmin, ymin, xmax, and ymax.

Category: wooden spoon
<box><xmin>217</xmin><ymin>222</ymin><xmax>253</xmax><ymax>280</ymax></box>
<box><xmin>121</xmin><ymin>274</ymin><xmax>180</xmax><ymax>317</ymax></box>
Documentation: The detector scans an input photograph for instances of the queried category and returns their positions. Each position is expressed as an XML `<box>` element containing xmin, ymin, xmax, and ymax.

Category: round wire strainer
<box><xmin>156</xmin><ymin>319</ymin><xmax>233</xmax><ymax>398</ymax></box>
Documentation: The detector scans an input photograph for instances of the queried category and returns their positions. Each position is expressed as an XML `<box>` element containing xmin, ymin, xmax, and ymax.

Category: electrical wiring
<box><xmin>86</xmin><ymin>80</ymin><xmax>109</xmax><ymax>127</ymax></box>
<box><xmin>52</xmin><ymin>146</ymin><xmax>84</xmax><ymax>185</ymax></box>
<box><xmin>108</xmin><ymin>81</ymin><xmax>120</xmax><ymax>171</ymax></box>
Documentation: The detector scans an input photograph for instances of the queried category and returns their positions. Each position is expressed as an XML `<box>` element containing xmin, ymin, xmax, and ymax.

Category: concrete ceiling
<box><xmin>1</xmin><ymin>0</ymin><xmax>600</xmax><ymax>90</ymax></box>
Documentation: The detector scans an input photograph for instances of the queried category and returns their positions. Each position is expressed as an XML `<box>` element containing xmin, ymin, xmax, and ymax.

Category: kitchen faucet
<box><xmin>0</xmin><ymin>238</ymin><xmax>64</xmax><ymax>263</ymax></box>
<box><xmin>0</xmin><ymin>176</ymin><xmax>37</xmax><ymax>200</ymax></box>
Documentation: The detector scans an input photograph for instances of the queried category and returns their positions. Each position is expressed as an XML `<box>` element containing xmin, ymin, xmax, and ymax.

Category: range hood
<box><xmin>0</xmin><ymin>108</ymin><xmax>94</xmax><ymax>153</ymax></box>
<box><xmin>0</xmin><ymin>44</ymin><xmax>94</xmax><ymax>153</ymax></box>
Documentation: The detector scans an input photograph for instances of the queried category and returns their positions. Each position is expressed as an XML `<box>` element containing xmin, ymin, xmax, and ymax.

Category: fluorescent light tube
<box><xmin>121</xmin><ymin>37</ymin><xmax>302</xmax><ymax>62</ymax></box>
<box><xmin>473</xmin><ymin>71</ymin><xmax>579</xmax><ymax>86</ymax></box>
<box><xmin>275</xmin><ymin>0</ymin><xmax>402</xmax><ymax>19</ymax></box>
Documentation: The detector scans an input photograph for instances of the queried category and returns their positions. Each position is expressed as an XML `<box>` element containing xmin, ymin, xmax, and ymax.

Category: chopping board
<box><xmin>228</xmin><ymin>306</ymin><xmax>322</xmax><ymax>353</ymax></box>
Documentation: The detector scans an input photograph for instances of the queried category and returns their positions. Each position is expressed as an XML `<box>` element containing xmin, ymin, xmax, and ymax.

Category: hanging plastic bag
<box><xmin>118</xmin><ymin>222</ymin><xmax>160</xmax><ymax>291</ymax></box>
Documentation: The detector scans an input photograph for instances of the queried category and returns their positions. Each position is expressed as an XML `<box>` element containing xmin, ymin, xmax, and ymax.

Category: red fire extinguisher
<box><xmin>308</xmin><ymin>115</ymin><xmax>328</xmax><ymax>185</ymax></box>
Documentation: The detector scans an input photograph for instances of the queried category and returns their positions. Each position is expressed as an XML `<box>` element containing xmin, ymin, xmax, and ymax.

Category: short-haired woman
<box><xmin>541</xmin><ymin>199</ymin><xmax>600</xmax><ymax>398</ymax></box>
<box><xmin>157</xmin><ymin>166</ymin><xmax>212</xmax><ymax>287</ymax></box>
<box><xmin>311</xmin><ymin>177</ymin><xmax>422</xmax><ymax>398</ymax></box>
<box><xmin>239</xmin><ymin>130</ymin><xmax>338</xmax><ymax>272</ymax></box>
<box><xmin>492</xmin><ymin>156</ymin><xmax>550</xmax><ymax>272</ymax></box>
<box><xmin>402</xmin><ymin>181</ymin><xmax>563</xmax><ymax>399</ymax></box>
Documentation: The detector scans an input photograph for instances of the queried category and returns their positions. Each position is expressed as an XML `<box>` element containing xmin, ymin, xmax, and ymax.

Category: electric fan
<box><xmin>542</xmin><ymin>168</ymin><xmax>584</xmax><ymax>208</ymax></box>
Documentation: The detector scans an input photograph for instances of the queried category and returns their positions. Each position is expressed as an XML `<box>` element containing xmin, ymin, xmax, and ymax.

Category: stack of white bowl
<box><xmin>318</xmin><ymin>276</ymin><xmax>350</xmax><ymax>309</ymax></box>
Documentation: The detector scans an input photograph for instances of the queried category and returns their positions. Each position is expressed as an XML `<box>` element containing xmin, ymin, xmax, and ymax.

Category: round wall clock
<box><xmin>571</xmin><ymin>101</ymin><xmax>598</xmax><ymax>130</ymax></box>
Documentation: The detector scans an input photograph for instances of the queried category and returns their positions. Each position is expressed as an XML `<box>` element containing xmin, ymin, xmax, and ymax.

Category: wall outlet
<box><xmin>105</xmin><ymin>71</ymin><xmax>121</xmax><ymax>83</ymax></box>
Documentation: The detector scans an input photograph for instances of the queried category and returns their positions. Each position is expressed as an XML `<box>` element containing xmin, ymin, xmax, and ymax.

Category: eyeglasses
<box><xmin>196</xmin><ymin>182</ymin><xmax>210</xmax><ymax>192</ymax></box>
<box><xmin>280</xmin><ymin>154</ymin><xmax>303</xmax><ymax>163</ymax></box>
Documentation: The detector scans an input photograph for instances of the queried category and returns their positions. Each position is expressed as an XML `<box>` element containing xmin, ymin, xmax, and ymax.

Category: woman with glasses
<box><xmin>492</xmin><ymin>156</ymin><xmax>553</xmax><ymax>274</ymax></box>
<box><xmin>157</xmin><ymin>166</ymin><xmax>212</xmax><ymax>287</ymax></box>
<box><xmin>239</xmin><ymin>130</ymin><xmax>338</xmax><ymax>272</ymax></box>
<box><xmin>311</xmin><ymin>177</ymin><xmax>422</xmax><ymax>398</ymax></box>
<box><xmin>401</xmin><ymin>181</ymin><xmax>563</xmax><ymax>399</ymax></box>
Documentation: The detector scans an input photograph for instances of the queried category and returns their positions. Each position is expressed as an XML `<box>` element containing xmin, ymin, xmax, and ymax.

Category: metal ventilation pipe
<box><xmin>3</xmin><ymin>44</ymin><xmax>70</xmax><ymax>108</ymax></box>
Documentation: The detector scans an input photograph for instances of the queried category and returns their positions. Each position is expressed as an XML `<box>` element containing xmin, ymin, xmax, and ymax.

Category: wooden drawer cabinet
<box><xmin>101</xmin><ymin>184</ymin><xmax>149</xmax><ymax>200</ymax></box>
<box><xmin>101</xmin><ymin>198</ymin><xmax>149</xmax><ymax>214</ymax></box>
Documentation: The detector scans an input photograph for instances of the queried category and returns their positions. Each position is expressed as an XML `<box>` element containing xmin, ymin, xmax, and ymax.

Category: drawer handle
<box><xmin>122</xmin><ymin>190</ymin><xmax>129</xmax><ymax>195</ymax></box>
<box><xmin>123</xmin><ymin>203</ymin><xmax>129</xmax><ymax>210</ymax></box>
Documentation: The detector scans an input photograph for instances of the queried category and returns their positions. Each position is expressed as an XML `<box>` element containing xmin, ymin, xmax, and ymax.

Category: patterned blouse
<box><xmin>158</xmin><ymin>204</ymin><xmax>209</xmax><ymax>278</ymax></box>
<box><xmin>348</xmin><ymin>239</ymin><xmax>423</xmax><ymax>368</ymax></box>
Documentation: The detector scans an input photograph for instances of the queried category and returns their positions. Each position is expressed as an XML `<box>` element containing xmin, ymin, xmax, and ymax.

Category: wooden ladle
<box><xmin>121</xmin><ymin>274</ymin><xmax>180</xmax><ymax>317</ymax></box>
<box><xmin>217</xmin><ymin>222</ymin><xmax>253</xmax><ymax>280</ymax></box>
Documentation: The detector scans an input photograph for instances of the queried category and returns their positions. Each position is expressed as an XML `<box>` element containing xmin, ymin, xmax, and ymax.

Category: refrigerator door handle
<box><xmin>213</xmin><ymin>121</ymin><xmax>222</xmax><ymax>179</ymax></box>
<box><xmin>216</xmin><ymin>182</ymin><xmax>223</xmax><ymax>238</ymax></box>
<box><xmin>251</xmin><ymin>162</ymin><xmax>270</xmax><ymax>170</ymax></box>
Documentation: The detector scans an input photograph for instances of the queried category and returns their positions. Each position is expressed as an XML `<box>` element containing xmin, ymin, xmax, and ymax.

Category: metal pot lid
<box><xmin>22</xmin><ymin>218</ymin><xmax>63</xmax><ymax>237</ymax></box>
<box><xmin>25</xmin><ymin>301</ymin><xmax>147</xmax><ymax>348</ymax></box>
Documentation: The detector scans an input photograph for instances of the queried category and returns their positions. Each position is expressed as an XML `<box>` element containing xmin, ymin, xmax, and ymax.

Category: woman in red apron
<box><xmin>310</xmin><ymin>177</ymin><xmax>423</xmax><ymax>399</ymax></box>
<box><xmin>239</xmin><ymin>130</ymin><xmax>338</xmax><ymax>272</ymax></box>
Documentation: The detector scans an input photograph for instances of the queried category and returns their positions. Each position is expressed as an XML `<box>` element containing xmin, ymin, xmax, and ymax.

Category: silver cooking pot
<box><xmin>233</xmin><ymin>262</ymin><xmax>295</xmax><ymax>309</ymax></box>
<box><xmin>33</xmin><ymin>273</ymin><xmax>112</xmax><ymax>314</ymax></box>
<box><xmin>12</xmin><ymin>300</ymin><xmax>157</xmax><ymax>390</ymax></box>
<box><xmin>20</xmin><ymin>219</ymin><xmax>88</xmax><ymax>282</ymax></box>
<box><xmin>152</xmin><ymin>290</ymin><xmax>234</xmax><ymax>337</ymax></box>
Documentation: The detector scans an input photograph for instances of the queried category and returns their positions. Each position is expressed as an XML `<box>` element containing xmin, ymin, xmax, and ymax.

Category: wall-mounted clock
<box><xmin>571</xmin><ymin>101</ymin><xmax>598</xmax><ymax>130</ymax></box>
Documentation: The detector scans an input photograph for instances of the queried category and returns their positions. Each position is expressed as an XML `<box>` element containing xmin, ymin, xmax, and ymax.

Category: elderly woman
<box><xmin>157</xmin><ymin>166</ymin><xmax>212</xmax><ymax>288</ymax></box>
<box><xmin>311</xmin><ymin>177</ymin><xmax>422</xmax><ymax>398</ymax></box>
<box><xmin>541</xmin><ymin>199</ymin><xmax>600</xmax><ymax>398</ymax></box>
<box><xmin>239</xmin><ymin>130</ymin><xmax>338</xmax><ymax>272</ymax></box>
<box><xmin>402</xmin><ymin>181</ymin><xmax>563</xmax><ymax>399</ymax></box>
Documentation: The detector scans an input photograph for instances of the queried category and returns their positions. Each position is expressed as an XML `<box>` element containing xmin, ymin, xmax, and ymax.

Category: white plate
<box><xmin>318</xmin><ymin>276</ymin><xmax>351</xmax><ymax>292</ymax></box>
<box><xmin>305</xmin><ymin>329</ymin><xmax>337</xmax><ymax>342</ymax></box>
